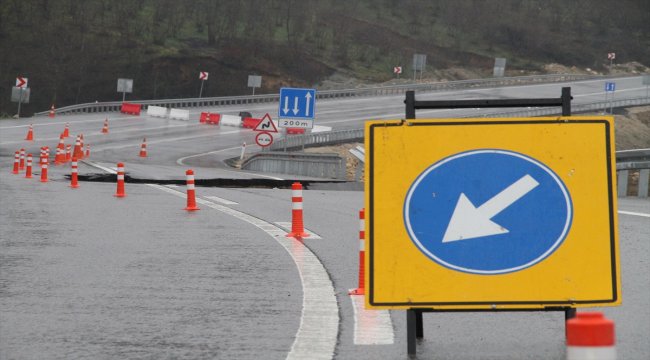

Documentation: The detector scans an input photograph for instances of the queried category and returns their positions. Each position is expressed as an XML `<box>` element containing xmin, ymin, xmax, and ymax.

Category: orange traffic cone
<box><xmin>349</xmin><ymin>208</ymin><xmax>366</xmax><ymax>295</ymax></box>
<box><xmin>25</xmin><ymin>125</ymin><xmax>34</xmax><ymax>141</ymax></box>
<box><xmin>66</xmin><ymin>145</ymin><xmax>72</xmax><ymax>162</ymax></box>
<box><xmin>101</xmin><ymin>119</ymin><xmax>109</xmax><ymax>134</ymax></box>
<box><xmin>19</xmin><ymin>148</ymin><xmax>25</xmax><ymax>170</ymax></box>
<box><xmin>286</xmin><ymin>182</ymin><xmax>310</xmax><ymax>239</ymax></box>
<box><xmin>70</xmin><ymin>157</ymin><xmax>79</xmax><ymax>188</ymax></box>
<box><xmin>85</xmin><ymin>144</ymin><xmax>90</xmax><ymax>158</ymax></box>
<box><xmin>139</xmin><ymin>138</ymin><xmax>147</xmax><ymax>157</ymax></box>
<box><xmin>49</xmin><ymin>104</ymin><xmax>55</xmax><ymax>118</ymax></box>
<box><xmin>184</xmin><ymin>169</ymin><xmax>200</xmax><ymax>211</ymax></box>
<box><xmin>72</xmin><ymin>136</ymin><xmax>84</xmax><ymax>160</ymax></box>
<box><xmin>40</xmin><ymin>159</ymin><xmax>48</xmax><ymax>182</ymax></box>
<box><xmin>567</xmin><ymin>312</ymin><xmax>616</xmax><ymax>360</ymax></box>
<box><xmin>12</xmin><ymin>151</ymin><xmax>20</xmax><ymax>174</ymax></box>
<box><xmin>115</xmin><ymin>163</ymin><xmax>126</xmax><ymax>197</ymax></box>
<box><xmin>63</xmin><ymin>123</ymin><xmax>70</xmax><ymax>137</ymax></box>
<box><xmin>55</xmin><ymin>134</ymin><xmax>67</xmax><ymax>164</ymax></box>
<box><xmin>25</xmin><ymin>154</ymin><xmax>33</xmax><ymax>179</ymax></box>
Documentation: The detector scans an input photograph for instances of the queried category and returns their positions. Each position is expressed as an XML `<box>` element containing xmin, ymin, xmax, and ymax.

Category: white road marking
<box><xmin>349</xmin><ymin>295</ymin><xmax>394</xmax><ymax>345</ymax></box>
<box><xmin>203</xmin><ymin>195</ymin><xmax>238</xmax><ymax>205</ymax></box>
<box><xmin>275</xmin><ymin>222</ymin><xmax>323</xmax><ymax>240</ymax></box>
<box><xmin>146</xmin><ymin>184</ymin><xmax>339</xmax><ymax>360</ymax></box>
<box><xmin>618</xmin><ymin>210</ymin><xmax>650</xmax><ymax>218</ymax></box>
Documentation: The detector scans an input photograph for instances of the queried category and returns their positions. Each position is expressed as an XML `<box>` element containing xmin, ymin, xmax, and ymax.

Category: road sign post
<box><xmin>198</xmin><ymin>71</ymin><xmax>209</xmax><ymax>98</ymax></box>
<box><xmin>605</xmin><ymin>82</ymin><xmax>616</xmax><ymax>114</ymax></box>
<box><xmin>412</xmin><ymin>54</ymin><xmax>426</xmax><ymax>81</ymax></box>
<box><xmin>394</xmin><ymin>66</ymin><xmax>402</xmax><ymax>79</ymax></box>
<box><xmin>370</xmin><ymin>90</ymin><xmax>619</xmax><ymax>356</ymax></box>
<box><xmin>12</xmin><ymin>77</ymin><xmax>29</xmax><ymax>118</ymax></box>
<box><xmin>248</xmin><ymin>75</ymin><xmax>262</xmax><ymax>95</ymax></box>
<box><xmin>642</xmin><ymin>75</ymin><xmax>650</xmax><ymax>100</ymax></box>
<box><xmin>278</xmin><ymin>88</ymin><xmax>316</xmax><ymax>129</ymax></box>
<box><xmin>117</xmin><ymin>78</ymin><xmax>133</xmax><ymax>102</ymax></box>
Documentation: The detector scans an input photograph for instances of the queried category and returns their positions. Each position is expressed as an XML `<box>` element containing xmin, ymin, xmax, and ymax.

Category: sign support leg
<box><xmin>416</xmin><ymin>309</ymin><xmax>424</xmax><ymax>338</ymax></box>
<box><xmin>199</xmin><ymin>80</ymin><xmax>205</xmax><ymax>98</ymax></box>
<box><xmin>407</xmin><ymin>309</ymin><xmax>417</xmax><ymax>356</ymax></box>
<box><xmin>122</xmin><ymin>91</ymin><xmax>126</xmax><ymax>102</ymax></box>
<box><xmin>16</xmin><ymin>95</ymin><xmax>22</xmax><ymax>119</ymax></box>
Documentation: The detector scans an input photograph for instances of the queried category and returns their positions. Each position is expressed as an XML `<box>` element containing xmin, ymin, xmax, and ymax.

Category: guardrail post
<box><xmin>617</xmin><ymin>170</ymin><xmax>629</xmax><ymax>197</ymax></box>
<box><xmin>639</xmin><ymin>169</ymin><xmax>649</xmax><ymax>197</ymax></box>
<box><xmin>562</xmin><ymin>87</ymin><xmax>572</xmax><ymax>116</ymax></box>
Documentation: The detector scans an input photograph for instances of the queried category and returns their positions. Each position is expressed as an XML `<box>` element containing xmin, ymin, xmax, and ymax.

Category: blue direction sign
<box><xmin>605</xmin><ymin>82</ymin><xmax>616</xmax><ymax>92</ymax></box>
<box><xmin>404</xmin><ymin>149</ymin><xmax>573</xmax><ymax>275</ymax></box>
<box><xmin>279</xmin><ymin>87</ymin><xmax>316</xmax><ymax>119</ymax></box>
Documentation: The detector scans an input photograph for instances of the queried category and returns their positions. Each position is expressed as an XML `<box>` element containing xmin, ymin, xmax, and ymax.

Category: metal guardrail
<box><xmin>269</xmin><ymin>129</ymin><xmax>364</xmax><ymax>151</ymax></box>
<box><xmin>483</xmin><ymin>97</ymin><xmax>650</xmax><ymax>118</ymax></box>
<box><xmin>241</xmin><ymin>152</ymin><xmax>346</xmax><ymax>179</ymax></box>
<box><xmin>616</xmin><ymin>149</ymin><xmax>650</xmax><ymax>197</ymax></box>
<box><xmin>35</xmin><ymin>74</ymin><xmax>600</xmax><ymax>116</ymax></box>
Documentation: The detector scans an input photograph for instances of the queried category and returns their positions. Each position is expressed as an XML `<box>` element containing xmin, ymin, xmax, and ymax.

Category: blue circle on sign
<box><xmin>404</xmin><ymin>149</ymin><xmax>573</xmax><ymax>275</ymax></box>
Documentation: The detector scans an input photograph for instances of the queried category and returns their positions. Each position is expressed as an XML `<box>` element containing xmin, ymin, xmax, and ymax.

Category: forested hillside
<box><xmin>1</xmin><ymin>0</ymin><xmax>648</xmax><ymax>116</ymax></box>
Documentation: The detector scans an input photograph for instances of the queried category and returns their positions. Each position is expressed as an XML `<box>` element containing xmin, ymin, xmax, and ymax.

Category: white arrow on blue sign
<box><xmin>404</xmin><ymin>149</ymin><xmax>573</xmax><ymax>275</ymax></box>
<box><xmin>279</xmin><ymin>87</ymin><xmax>316</xmax><ymax>120</ymax></box>
<box><xmin>605</xmin><ymin>82</ymin><xmax>616</xmax><ymax>92</ymax></box>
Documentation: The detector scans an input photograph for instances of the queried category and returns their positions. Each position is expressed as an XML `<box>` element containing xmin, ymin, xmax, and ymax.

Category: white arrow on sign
<box><xmin>283</xmin><ymin>96</ymin><xmax>289</xmax><ymax>115</ymax></box>
<box><xmin>442</xmin><ymin>174</ymin><xmax>539</xmax><ymax>243</ymax></box>
<box><xmin>304</xmin><ymin>92</ymin><xmax>312</xmax><ymax>116</ymax></box>
<box><xmin>292</xmin><ymin>97</ymin><xmax>299</xmax><ymax>115</ymax></box>
<box><xmin>16</xmin><ymin>77</ymin><xmax>27</xmax><ymax>88</ymax></box>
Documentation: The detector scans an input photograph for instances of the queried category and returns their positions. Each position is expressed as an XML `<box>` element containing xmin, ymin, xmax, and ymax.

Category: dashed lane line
<box><xmin>203</xmin><ymin>195</ymin><xmax>238</xmax><ymax>205</ymax></box>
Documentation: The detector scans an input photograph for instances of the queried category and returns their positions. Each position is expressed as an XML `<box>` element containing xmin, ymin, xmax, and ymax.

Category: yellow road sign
<box><xmin>365</xmin><ymin>117</ymin><xmax>620</xmax><ymax>310</ymax></box>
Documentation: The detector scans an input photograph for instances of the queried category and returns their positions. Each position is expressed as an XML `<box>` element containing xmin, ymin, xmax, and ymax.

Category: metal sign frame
<box><xmin>366</xmin><ymin>88</ymin><xmax>621</xmax><ymax>356</ymax></box>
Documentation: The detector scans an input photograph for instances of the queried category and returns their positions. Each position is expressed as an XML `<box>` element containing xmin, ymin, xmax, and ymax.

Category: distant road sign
<box><xmin>393</xmin><ymin>66</ymin><xmax>402</xmax><ymax>74</ymax></box>
<box><xmin>605</xmin><ymin>82</ymin><xmax>616</xmax><ymax>92</ymax></box>
<box><xmin>248</xmin><ymin>75</ymin><xmax>262</xmax><ymax>88</ymax></box>
<box><xmin>279</xmin><ymin>87</ymin><xmax>316</xmax><ymax>120</ymax></box>
<box><xmin>117</xmin><ymin>78</ymin><xmax>133</xmax><ymax>93</ymax></box>
<box><xmin>11</xmin><ymin>87</ymin><xmax>30</xmax><ymax>103</ymax></box>
<box><xmin>412</xmin><ymin>54</ymin><xmax>426</xmax><ymax>71</ymax></box>
<box><xmin>255</xmin><ymin>132</ymin><xmax>273</xmax><ymax>147</ymax></box>
<box><xmin>253</xmin><ymin>113</ymin><xmax>278</xmax><ymax>133</ymax></box>
<box><xmin>15</xmin><ymin>77</ymin><xmax>28</xmax><ymax>88</ymax></box>
<box><xmin>366</xmin><ymin>117</ymin><xmax>620</xmax><ymax>310</ymax></box>
<box><xmin>199</xmin><ymin>72</ymin><xmax>209</xmax><ymax>80</ymax></box>
<box><xmin>607</xmin><ymin>53</ymin><xmax>616</xmax><ymax>60</ymax></box>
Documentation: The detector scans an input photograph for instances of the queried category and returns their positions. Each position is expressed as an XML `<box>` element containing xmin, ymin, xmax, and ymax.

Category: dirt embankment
<box><xmin>305</xmin><ymin>106</ymin><xmax>650</xmax><ymax>181</ymax></box>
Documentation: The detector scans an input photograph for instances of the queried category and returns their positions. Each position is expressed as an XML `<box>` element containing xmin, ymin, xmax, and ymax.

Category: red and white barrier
<box><xmin>566</xmin><ymin>312</ymin><xmax>616</xmax><ymax>360</ymax></box>
<box><xmin>200</xmin><ymin>112</ymin><xmax>220</xmax><ymax>124</ymax></box>
<box><xmin>349</xmin><ymin>208</ymin><xmax>366</xmax><ymax>295</ymax></box>
<box><xmin>220</xmin><ymin>114</ymin><xmax>242</xmax><ymax>127</ymax></box>
<box><xmin>147</xmin><ymin>105</ymin><xmax>168</xmax><ymax>118</ymax></box>
<box><xmin>70</xmin><ymin>158</ymin><xmax>79</xmax><ymax>188</ymax></box>
<box><xmin>115</xmin><ymin>163</ymin><xmax>125</xmax><ymax>197</ymax></box>
<box><xmin>169</xmin><ymin>108</ymin><xmax>190</xmax><ymax>121</ymax></box>
<box><xmin>286</xmin><ymin>182</ymin><xmax>310</xmax><ymax>239</ymax></box>
<box><xmin>25</xmin><ymin>154</ymin><xmax>33</xmax><ymax>179</ymax></box>
<box><xmin>184</xmin><ymin>169</ymin><xmax>200</xmax><ymax>211</ymax></box>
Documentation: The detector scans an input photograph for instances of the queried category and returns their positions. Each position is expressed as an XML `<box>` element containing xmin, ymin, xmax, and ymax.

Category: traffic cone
<box><xmin>72</xmin><ymin>136</ymin><xmax>84</xmax><ymax>160</ymax></box>
<box><xmin>139</xmin><ymin>138</ymin><xmax>147</xmax><ymax>157</ymax></box>
<box><xmin>85</xmin><ymin>144</ymin><xmax>90</xmax><ymax>158</ymax></box>
<box><xmin>25</xmin><ymin>154</ymin><xmax>33</xmax><ymax>179</ymax></box>
<box><xmin>55</xmin><ymin>134</ymin><xmax>67</xmax><ymax>164</ymax></box>
<box><xmin>66</xmin><ymin>145</ymin><xmax>72</xmax><ymax>162</ymax></box>
<box><xmin>286</xmin><ymin>182</ymin><xmax>310</xmax><ymax>239</ymax></box>
<box><xmin>63</xmin><ymin>123</ymin><xmax>70</xmax><ymax>137</ymax></box>
<box><xmin>101</xmin><ymin>119</ymin><xmax>109</xmax><ymax>134</ymax></box>
<box><xmin>115</xmin><ymin>162</ymin><xmax>125</xmax><ymax>197</ymax></box>
<box><xmin>49</xmin><ymin>104</ymin><xmax>55</xmax><ymax>118</ymax></box>
<box><xmin>567</xmin><ymin>312</ymin><xmax>616</xmax><ymax>360</ymax></box>
<box><xmin>19</xmin><ymin>148</ymin><xmax>25</xmax><ymax>170</ymax></box>
<box><xmin>184</xmin><ymin>169</ymin><xmax>200</xmax><ymax>211</ymax></box>
<box><xmin>70</xmin><ymin>157</ymin><xmax>79</xmax><ymax>188</ymax></box>
<box><xmin>40</xmin><ymin>147</ymin><xmax>46</xmax><ymax>165</ymax></box>
<box><xmin>45</xmin><ymin>146</ymin><xmax>50</xmax><ymax>161</ymax></box>
<box><xmin>40</xmin><ymin>160</ymin><xmax>48</xmax><ymax>182</ymax></box>
<box><xmin>12</xmin><ymin>151</ymin><xmax>19</xmax><ymax>174</ymax></box>
<box><xmin>349</xmin><ymin>208</ymin><xmax>366</xmax><ymax>295</ymax></box>
<box><xmin>25</xmin><ymin>125</ymin><xmax>34</xmax><ymax>141</ymax></box>
<box><xmin>79</xmin><ymin>134</ymin><xmax>85</xmax><ymax>159</ymax></box>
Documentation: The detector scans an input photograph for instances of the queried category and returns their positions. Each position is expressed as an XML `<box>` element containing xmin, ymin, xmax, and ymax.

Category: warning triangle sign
<box><xmin>253</xmin><ymin>113</ymin><xmax>278</xmax><ymax>133</ymax></box>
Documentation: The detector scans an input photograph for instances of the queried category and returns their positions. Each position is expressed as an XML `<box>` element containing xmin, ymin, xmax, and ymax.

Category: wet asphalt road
<box><xmin>2</xmin><ymin>77</ymin><xmax>649</xmax><ymax>359</ymax></box>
